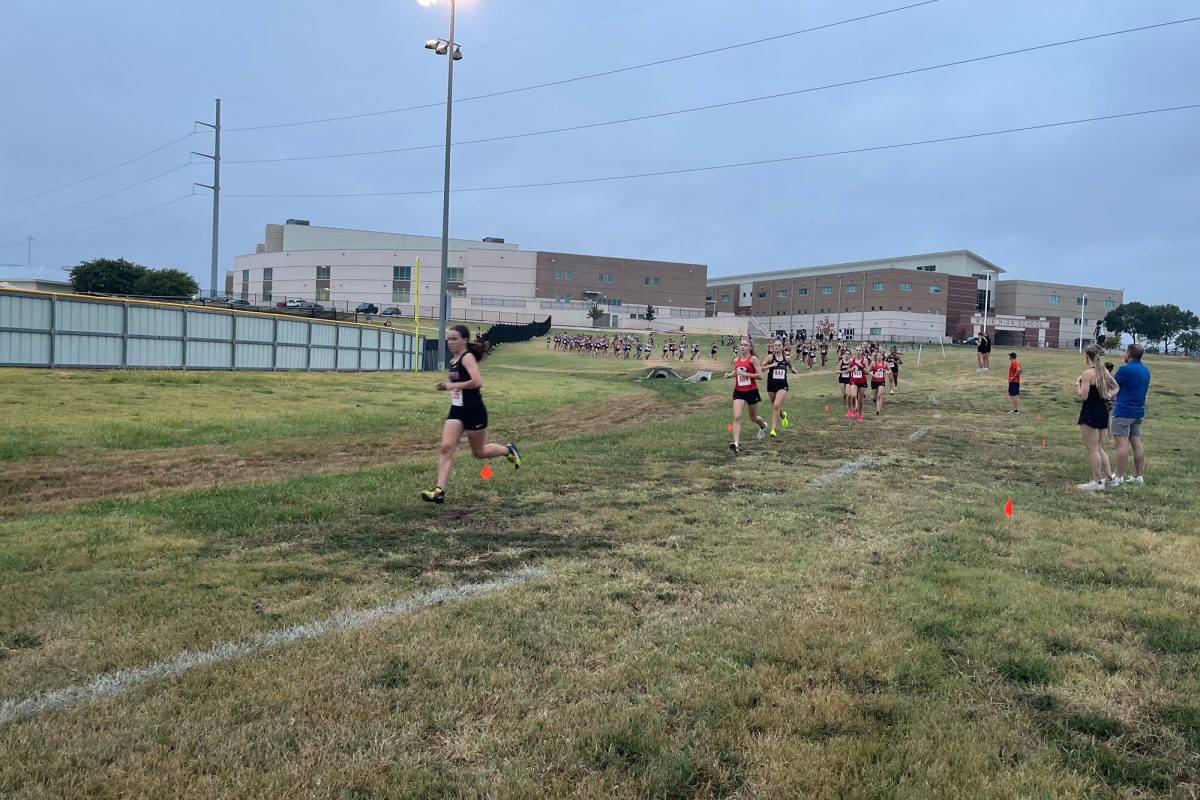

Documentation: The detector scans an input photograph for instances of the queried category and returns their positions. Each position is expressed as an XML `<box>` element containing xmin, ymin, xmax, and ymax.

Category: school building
<box><xmin>705</xmin><ymin>250</ymin><xmax>1123</xmax><ymax>347</ymax></box>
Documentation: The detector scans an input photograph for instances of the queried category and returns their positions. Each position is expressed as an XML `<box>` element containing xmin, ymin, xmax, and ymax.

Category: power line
<box><xmin>0</xmin><ymin>195</ymin><xmax>197</xmax><ymax>249</ymax></box>
<box><xmin>225</xmin><ymin>0</ymin><xmax>939</xmax><ymax>133</ymax></box>
<box><xmin>0</xmin><ymin>132</ymin><xmax>198</xmax><ymax>210</ymax></box>
<box><xmin>223</xmin><ymin>16</ymin><xmax>1200</xmax><ymax>167</ymax></box>
<box><xmin>222</xmin><ymin>103</ymin><xmax>1200</xmax><ymax>199</ymax></box>
<box><xmin>0</xmin><ymin>163</ymin><xmax>198</xmax><ymax>228</ymax></box>
<box><xmin>224</xmin><ymin>0</ymin><xmax>678</xmax><ymax>103</ymax></box>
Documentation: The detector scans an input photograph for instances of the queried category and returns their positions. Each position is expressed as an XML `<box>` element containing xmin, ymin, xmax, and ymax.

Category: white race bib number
<box><xmin>773</xmin><ymin>368</ymin><xmax>786</xmax><ymax>380</ymax></box>
<box><xmin>736</xmin><ymin>371</ymin><xmax>752</xmax><ymax>388</ymax></box>
<box><xmin>451</xmin><ymin>389</ymin><xmax>463</xmax><ymax>407</ymax></box>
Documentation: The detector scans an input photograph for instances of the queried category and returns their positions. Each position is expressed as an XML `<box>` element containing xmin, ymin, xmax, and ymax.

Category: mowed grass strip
<box><xmin>0</xmin><ymin>346</ymin><xmax>1197</xmax><ymax>798</ymax></box>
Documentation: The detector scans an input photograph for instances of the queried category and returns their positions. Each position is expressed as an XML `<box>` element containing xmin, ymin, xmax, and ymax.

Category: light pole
<box><xmin>26</xmin><ymin>236</ymin><xmax>32</xmax><ymax>268</ymax></box>
<box><xmin>422</xmin><ymin>0</ymin><xmax>462</xmax><ymax>371</ymax></box>
<box><xmin>1079</xmin><ymin>293</ymin><xmax>1087</xmax><ymax>352</ymax></box>
<box><xmin>981</xmin><ymin>270</ymin><xmax>992</xmax><ymax>338</ymax></box>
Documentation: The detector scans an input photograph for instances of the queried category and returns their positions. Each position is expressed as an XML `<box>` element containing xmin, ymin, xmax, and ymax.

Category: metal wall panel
<box><xmin>277</xmin><ymin>320</ymin><xmax>308</xmax><ymax>344</ymax></box>
<box><xmin>311</xmin><ymin>324</ymin><xmax>337</xmax><ymax>347</ymax></box>
<box><xmin>55</xmin><ymin>334</ymin><xmax>122</xmax><ymax>366</ymax></box>
<box><xmin>309</xmin><ymin>348</ymin><xmax>336</xmax><ymax>370</ymax></box>
<box><xmin>236</xmin><ymin>315</ymin><xmax>274</xmax><ymax>343</ymax></box>
<box><xmin>0</xmin><ymin>331</ymin><xmax>51</xmax><ymax>364</ymax></box>
<box><xmin>187</xmin><ymin>341</ymin><xmax>234</xmax><ymax>369</ymax></box>
<box><xmin>361</xmin><ymin>351</ymin><xmax>379</xmax><ymax>370</ymax></box>
<box><xmin>57</xmin><ymin>299</ymin><xmax>122</xmax><ymax>334</ymax></box>
<box><xmin>129</xmin><ymin>306</ymin><xmax>184</xmax><ymax>337</ymax></box>
<box><xmin>362</xmin><ymin>328</ymin><xmax>380</xmax><ymax>350</ymax></box>
<box><xmin>337</xmin><ymin>326</ymin><xmax>361</xmax><ymax>348</ymax></box>
<box><xmin>189</xmin><ymin>311</ymin><xmax>234</xmax><ymax>341</ymax></box>
<box><xmin>129</xmin><ymin>338</ymin><xmax>184</xmax><ymax>368</ymax></box>
<box><xmin>337</xmin><ymin>348</ymin><xmax>361</xmax><ymax>370</ymax></box>
<box><xmin>276</xmin><ymin>345</ymin><xmax>308</xmax><ymax>369</ymax></box>
<box><xmin>379</xmin><ymin>351</ymin><xmax>394</xmax><ymax>370</ymax></box>
<box><xmin>235</xmin><ymin>343</ymin><xmax>273</xmax><ymax>369</ymax></box>
<box><xmin>0</xmin><ymin>294</ymin><xmax>51</xmax><ymax>329</ymax></box>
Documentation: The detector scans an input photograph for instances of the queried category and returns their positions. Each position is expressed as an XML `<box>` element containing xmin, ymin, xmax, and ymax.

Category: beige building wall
<box><xmin>994</xmin><ymin>280</ymin><xmax>1123</xmax><ymax>347</ymax></box>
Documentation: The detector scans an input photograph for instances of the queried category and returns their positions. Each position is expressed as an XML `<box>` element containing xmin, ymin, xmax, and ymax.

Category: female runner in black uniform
<box><xmin>765</xmin><ymin>340</ymin><xmax>798</xmax><ymax>437</ymax></box>
<box><xmin>422</xmin><ymin>325</ymin><xmax>521</xmax><ymax>504</ymax></box>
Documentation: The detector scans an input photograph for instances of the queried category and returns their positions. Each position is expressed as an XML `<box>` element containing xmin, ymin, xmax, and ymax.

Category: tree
<box><xmin>133</xmin><ymin>268</ymin><xmax>198</xmax><ymax>300</ymax></box>
<box><xmin>1176</xmin><ymin>330</ymin><xmax>1200</xmax><ymax>356</ymax></box>
<box><xmin>644</xmin><ymin>304</ymin><xmax>656</xmax><ymax>322</ymax></box>
<box><xmin>69</xmin><ymin>258</ymin><xmax>146</xmax><ymax>294</ymax></box>
<box><xmin>587</xmin><ymin>302</ymin><xmax>605</xmax><ymax>321</ymax></box>
<box><xmin>1154</xmin><ymin>304</ymin><xmax>1199</xmax><ymax>353</ymax></box>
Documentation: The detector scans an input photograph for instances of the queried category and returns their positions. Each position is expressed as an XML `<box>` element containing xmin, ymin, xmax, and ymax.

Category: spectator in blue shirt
<box><xmin>1110</xmin><ymin>343</ymin><xmax>1150</xmax><ymax>486</ymax></box>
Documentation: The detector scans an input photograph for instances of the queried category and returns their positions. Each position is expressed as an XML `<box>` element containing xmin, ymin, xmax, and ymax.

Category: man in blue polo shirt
<box><xmin>1110</xmin><ymin>343</ymin><xmax>1150</xmax><ymax>486</ymax></box>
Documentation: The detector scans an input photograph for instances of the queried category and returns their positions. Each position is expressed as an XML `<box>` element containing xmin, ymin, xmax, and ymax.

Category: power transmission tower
<box><xmin>193</xmin><ymin>99</ymin><xmax>221</xmax><ymax>298</ymax></box>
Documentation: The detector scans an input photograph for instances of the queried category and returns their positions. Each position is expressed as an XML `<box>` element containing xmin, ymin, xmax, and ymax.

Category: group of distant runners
<box><xmin>420</xmin><ymin>327</ymin><xmax>1151</xmax><ymax>502</ymax></box>
<box><xmin>548</xmin><ymin>332</ymin><xmax>706</xmax><ymax>361</ymax></box>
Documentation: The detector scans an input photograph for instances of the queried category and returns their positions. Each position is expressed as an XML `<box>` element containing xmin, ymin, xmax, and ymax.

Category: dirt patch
<box><xmin>0</xmin><ymin>387</ymin><xmax>720</xmax><ymax>514</ymax></box>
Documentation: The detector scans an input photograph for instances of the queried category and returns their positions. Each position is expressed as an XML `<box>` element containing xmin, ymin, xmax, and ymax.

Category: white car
<box><xmin>285</xmin><ymin>299</ymin><xmax>308</xmax><ymax>308</ymax></box>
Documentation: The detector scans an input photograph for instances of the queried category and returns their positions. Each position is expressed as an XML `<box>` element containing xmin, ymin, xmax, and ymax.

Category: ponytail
<box><xmin>451</xmin><ymin>324</ymin><xmax>491</xmax><ymax>362</ymax></box>
<box><xmin>1085</xmin><ymin>343</ymin><xmax>1116</xmax><ymax>396</ymax></box>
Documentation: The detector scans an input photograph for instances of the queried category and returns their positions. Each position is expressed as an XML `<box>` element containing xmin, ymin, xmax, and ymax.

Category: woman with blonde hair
<box><xmin>1075</xmin><ymin>343</ymin><xmax>1120</xmax><ymax>491</ymax></box>
<box><xmin>725</xmin><ymin>336</ymin><xmax>768</xmax><ymax>453</ymax></box>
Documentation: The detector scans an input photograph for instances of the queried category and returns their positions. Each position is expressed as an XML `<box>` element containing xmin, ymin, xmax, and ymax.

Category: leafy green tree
<box><xmin>644</xmin><ymin>304</ymin><xmax>656</xmax><ymax>322</ymax></box>
<box><xmin>69</xmin><ymin>258</ymin><xmax>146</xmax><ymax>294</ymax></box>
<box><xmin>1176</xmin><ymin>331</ymin><xmax>1200</xmax><ymax>356</ymax></box>
<box><xmin>587</xmin><ymin>302</ymin><xmax>604</xmax><ymax>321</ymax></box>
<box><xmin>133</xmin><ymin>268</ymin><xmax>199</xmax><ymax>300</ymax></box>
<box><xmin>1154</xmin><ymin>304</ymin><xmax>1200</xmax><ymax>352</ymax></box>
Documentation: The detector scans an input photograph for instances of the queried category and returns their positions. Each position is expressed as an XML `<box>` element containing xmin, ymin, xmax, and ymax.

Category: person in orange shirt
<box><xmin>1007</xmin><ymin>351</ymin><xmax>1023</xmax><ymax>414</ymax></box>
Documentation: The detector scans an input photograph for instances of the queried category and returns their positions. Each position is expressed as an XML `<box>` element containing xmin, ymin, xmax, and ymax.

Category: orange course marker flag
<box><xmin>480</xmin><ymin>464</ymin><xmax>493</xmax><ymax>480</ymax></box>
<box><xmin>1041</xmin><ymin>438</ymin><xmax>1047</xmax><ymax>448</ymax></box>
<box><xmin>824</xmin><ymin>405</ymin><xmax>829</xmax><ymax>412</ymax></box>
<box><xmin>1036</xmin><ymin>413</ymin><xmax>1041</xmax><ymax>420</ymax></box>
<box><xmin>727</xmin><ymin>422</ymin><xmax>734</xmax><ymax>431</ymax></box>
<box><xmin>1004</xmin><ymin>497</ymin><xmax>1014</xmax><ymax>517</ymax></box>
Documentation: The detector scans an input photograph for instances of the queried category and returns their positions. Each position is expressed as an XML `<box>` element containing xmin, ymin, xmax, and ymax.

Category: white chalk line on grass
<box><xmin>0</xmin><ymin>567</ymin><xmax>548</xmax><ymax>726</ymax></box>
<box><xmin>810</xmin><ymin>456</ymin><xmax>874</xmax><ymax>486</ymax></box>
<box><xmin>908</xmin><ymin>429</ymin><xmax>929</xmax><ymax>442</ymax></box>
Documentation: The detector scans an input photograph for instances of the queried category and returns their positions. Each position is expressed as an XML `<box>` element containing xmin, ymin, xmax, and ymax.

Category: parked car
<box><xmin>227</xmin><ymin>299</ymin><xmax>251</xmax><ymax>307</ymax></box>
<box><xmin>285</xmin><ymin>299</ymin><xmax>308</xmax><ymax>308</ymax></box>
<box><xmin>355</xmin><ymin>303</ymin><xmax>379</xmax><ymax>315</ymax></box>
<box><xmin>310</xmin><ymin>304</ymin><xmax>326</xmax><ymax>312</ymax></box>
<box><xmin>381</xmin><ymin>307</ymin><xmax>401</xmax><ymax>316</ymax></box>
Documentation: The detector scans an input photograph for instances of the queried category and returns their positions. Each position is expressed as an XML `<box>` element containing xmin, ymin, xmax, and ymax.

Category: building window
<box><xmin>601</xmin><ymin>297</ymin><xmax>621</xmax><ymax>307</ymax></box>
<box><xmin>263</xmin><ymin>268</ymin><xmax>273</xmax><ymax>280</ymax></box>
<box><xmin>870</xmin><ymin>327</ymin><xmax>882</xmax><ymax>335</ymax></box>
<box><xmin>1104</xmin><ymin>299</ymin><xmax>1116</xmax><ymax>309</ymax></box>
<box><xmin>316</xmin><ymin>287</ymin><xmax>330</xmax><ymax>301</ymax></box>
<box><xmin>446</xmin><ymin>267</ymin><xmax>465</xmax><ymax>283</ymax></box>
<box><xmin>449</xmin><ymin>287</ymin><xmax>466</xmax><ymax>297</ymax></box>
<box><xmin>597</xmin><ymin>273</ymin><xmax>604</xmax><ymax>283</ymax></box>
<box><xmin>1048</xmin><ymin>294</ymin><xmax>1060</xmax><ymax>304</ymax></box>
<box><xmin>316</xmin><ymin>265</ymin><xmax>331</xmax><ymax>280</ymax></box>
<box><xmin>393</xmin><ymin>266</ymin><xmax>411</xmax><ymax>281</ymax></box>
<box><xmin>1076</xmin><ymin>297</ymin><xmax>1087</xmax><ymax>305</ymax></box>
<box><xmin>607</xmin><ymin>274</ymin><xmax>614</xmax><ymax>283</ymax></box>
<box><xmin>391</xmin><ymin>288</ymin><xmax>410</xmax><ymax>303</ymax></box>
<box><xmin>929</xmin><ymin>285</ymin><xmax>941</xmax><ymax>294</ymax></box>
<box><xmin>916</xmin><ymin>265</ymin><xmax>936</xmax><ymax>272</ymax></box>
<box><xmin>900</xmin><ymin>282</ymin><xmax>912</xmax><ymax>291</ymax></box>
<box><xmin>757</xmin><ymin>291</ymin><xmax>766</xmax><ymax>298</ymax></box>
<box><xmin>846</xmin><ymin>284</ymin><xmax>858</xmax><ymax>293</ymax></box>
<box><xmin>776</xmin><ymin>289</ymin><xmax>787</xmax><ymax>298</ymax></box>
<box><xmin>555</xmin><ymin>270</ymin><xmax>561</xmax><ymax>280</ymax></box>
<box><xmin>971</xmin><ymin>272</ymin><xmax>988</xmax><ymax>280</ymax></box>
<box><xmin>872</xmin><ymin>282</ymin><xmax>885</xmax><ymax>290</ymax></box>
<box><xmin>797</xmin><ymin>288</ymin><xmax>808</xmax><ymax>296</ymax></box>
<box><xmin>240</xmin><ymin>290</ymin><xmax>248</xmax><ymax>301</ymax></box>
<box><xmin>262</xmin><ymin>290</ymin><xmax>272</xmax><ymax>302</ymax></box>
<box><xmin>821</xmin><ymin>287</ymin><xmax>833</xmax><ymax>295</ymax></box>
<box><xmin>565</xmin><ymin>271</ymin><xmax>572</xmax><ymax>281</ymax></box>
<box><xmin>721</xmin><ymin>293</ymin><xmax>730</xmax><ymax>302</ymax></box>
<box><xmin>241</xmin><ymin>269</ymin><xmax>249</xmax><ymax>282</ymax></box>
<box><xmin>644</xmin><ymin>276</ymin><xmax>660</xmax><ymax>287</ymax></box>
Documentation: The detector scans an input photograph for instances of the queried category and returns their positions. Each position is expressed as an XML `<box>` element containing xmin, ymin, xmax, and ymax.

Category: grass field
<box><xmin>1</xmin><ymin>339</ymin><xmax>1198</xmax><ymax>799</ymax></box>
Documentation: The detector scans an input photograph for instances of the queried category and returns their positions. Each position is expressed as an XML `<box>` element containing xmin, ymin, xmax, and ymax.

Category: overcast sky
<box><xmin>2</xmin><ymin>0</ymin><xmax>1197</xmax><ymax>310</ymax></box>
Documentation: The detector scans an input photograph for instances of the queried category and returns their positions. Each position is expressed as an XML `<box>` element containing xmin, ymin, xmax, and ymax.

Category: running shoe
<box><xmin>1075</xmin><ymin>481</ymin><xmax>1105</xmax><ymax>491</ymax></box>
<box><xmin>421</xmin><ymin>487</ymin><xmax>446</xmax><ymax>504</ymax></box>
<box><xmin>729</xmin><ymin>442</ymin><xmax>740</xmax><ymax>454</ymax></box>
<box><xmin>844</xmin><ymin>410</ymin><xmax>853</xmax><ymax>418</ymax></box>
<box><xmin>1126</xmin><ymin>476</ymin><xmax>1144</xmax><ymax>486</ymax></box>
<box><xmin>857</xmin><ymin>412</ymin><xmax>864</xmax><ymax>421</ymax></box>
<box><xmin>781</xmin><ymin>411</ymin><xmax>789</xmax><ymax>428</ymax></box>
<box><xmin>769</xmin><ymin>429</ymin><xmax>778</xmax><ymax>438</ymax></box>
<box><xmin>505</xmin><ymin>442</ymin><xmax>522</xmax><ymax>469</ymax></box>
<box><xmin>756</xmin><ymin>424</ymin><xmax>767</xmax><ymax>440</ymax></box>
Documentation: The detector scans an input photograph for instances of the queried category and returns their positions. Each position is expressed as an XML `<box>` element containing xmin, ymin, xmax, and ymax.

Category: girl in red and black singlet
<box><xmin>764</xmin><ymin>340</ymin><xmax>797</xmax><ymax>438</ymax></box>
<box><xmin>421</xmin><ymin>325</ymin><xmax>521</xmax><ymax>505</ymax></box>
<box><xmin>819</xmin><ymin>341</ymin><xmax>829</xmax><ymax>368</ymax></box>
<box><xmin>886</xmin><ymin>347</ymin><xmax>902</xmax><ymax>392</ymax></box>
<box><xmin>847</xmin><ymin>346</ymin><xmax>868</xmax><ymax>421</ymax></box>
<box><xmin>725</xmin><ymin>337</ymin><xmax>768</xmax><ymax>453</ymax></box>
<box><xmin>870</xmin><ymin>354</ymin><xmax>889</xmax><ymax>415</ymax></box>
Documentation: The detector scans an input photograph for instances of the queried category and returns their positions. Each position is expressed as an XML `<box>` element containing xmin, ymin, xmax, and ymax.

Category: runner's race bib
<box><xmin>773</xmin><ymin>368</ymin><xmax>787</xmax><ymax>380</ymax></box>
<box><xmin>851</xmin><ymin>367</ymin><xmax>863</xmax><ymax>379</ymax></box>
<box><xmin>736</xmin><ymin>368</ymin><xmax>752</xmax><ymax>388</ymax></box>
<box><xmin>451</xmin><ymin>389</ymin><xmax>463</xmax><ymax>407</ymax></box>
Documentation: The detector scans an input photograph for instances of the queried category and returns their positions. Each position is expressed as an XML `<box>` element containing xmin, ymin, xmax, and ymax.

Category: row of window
<box><xmin>1046</xmin><ymin>295</ymin><xmax>1116</xmax><ymax>309</ymax></box>
<box><xmin>597</xmin><ymin>273</ymin><xmax>615</xmax><ymax>283</ymax></box>
<box><xmin>753</xmin><ymin>281</ymin><xmax>935</xmax><ymax>299</ymax></box>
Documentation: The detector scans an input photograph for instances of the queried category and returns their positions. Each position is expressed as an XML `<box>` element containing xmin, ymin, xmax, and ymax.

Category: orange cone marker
<box><xmin>1036</xmin><ymin>413</ymin><xmax>1041</xmax><ymax>420</ymax></box>
<box><xmin>727</xmin><ymin>422</ymin><xmax>733</xmax><ymax>431</ymax></box>
<box><xmin>1004</xmin><ymin>497</ymin><xmax>1013</xmax><ymax>517</ymax></box>
<box><xmin>480</xmin><ymin>464</ymin><xmax>493</xmax><ymax>480</ymax></box>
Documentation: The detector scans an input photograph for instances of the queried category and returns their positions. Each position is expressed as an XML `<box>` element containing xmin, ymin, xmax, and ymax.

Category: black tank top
<box><xmin>767</xmin><ymin>356</ymin><xmax>790</xmax><ymax>384</ymax></box>
<box><xmin>448</xmin><ymin>354</ymin><xmax>483</xmax><ymax>407</ymax></box>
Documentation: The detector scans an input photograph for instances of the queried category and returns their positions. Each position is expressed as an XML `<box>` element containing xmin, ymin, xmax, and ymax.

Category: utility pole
<box><xmin>26</xmin><ymin>236</ymin><xmax>32</xmax><ymax>268</ymax></box>
<box><xmin>193</xmin><ymin>99</ymin><xmax>221</xmax><ymax>298</ymax></box>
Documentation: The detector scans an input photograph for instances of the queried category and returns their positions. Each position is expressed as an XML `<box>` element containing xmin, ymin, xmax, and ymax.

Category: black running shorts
<box><xmin>447</xmin><ymin>403</ymin><xmax>488</xmax><ymax>431</ymax></box>
<box><xmin>732</xmin><ymin>388</ymin><xmax>762</xmax><ymax>405</ymax></box>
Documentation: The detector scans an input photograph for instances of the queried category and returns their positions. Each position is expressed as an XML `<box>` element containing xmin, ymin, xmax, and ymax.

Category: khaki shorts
<box><xmin>1111</xmin><ymin>417</ymin><xmax>1143</xmax><ymax>438</ymax></box>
